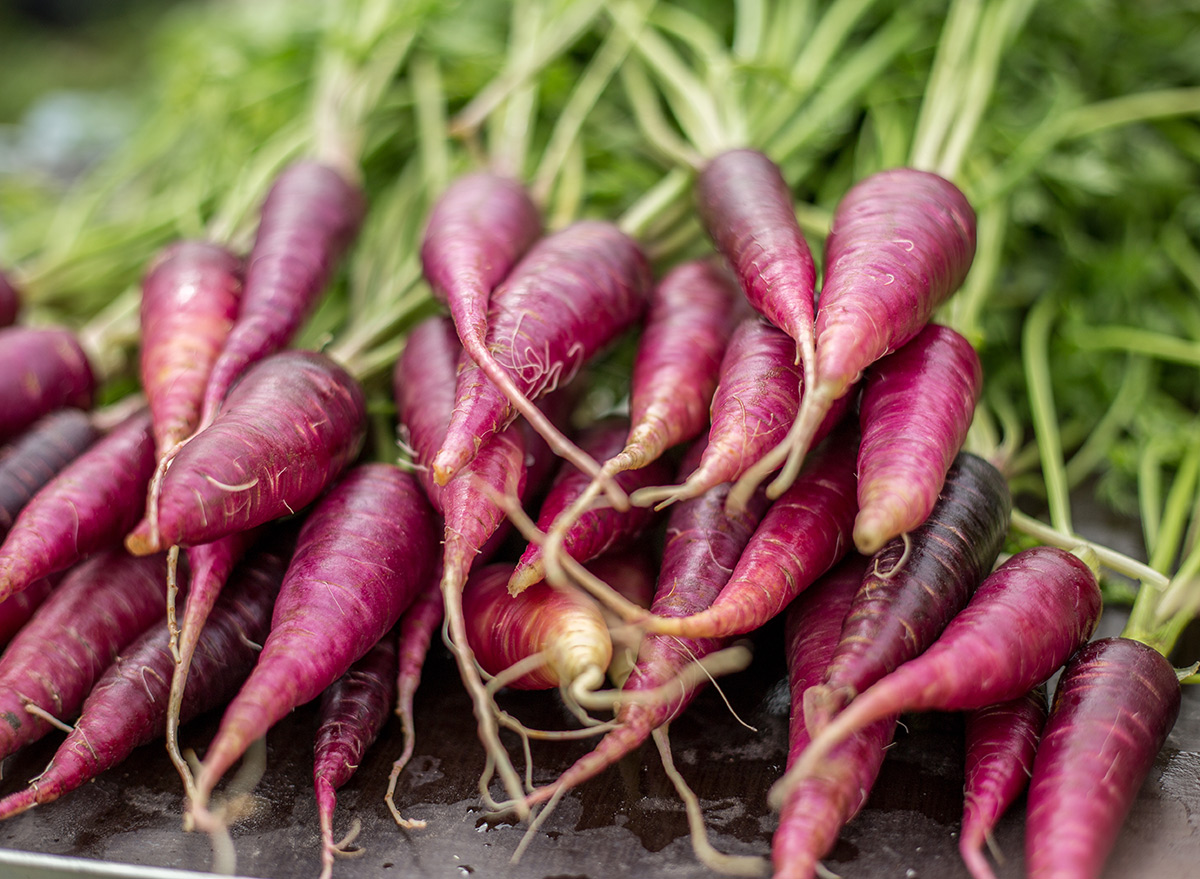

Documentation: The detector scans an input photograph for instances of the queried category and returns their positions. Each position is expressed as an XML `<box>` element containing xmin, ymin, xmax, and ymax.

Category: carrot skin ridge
<box><xmin>641</xmin><ymin>424</ymin><xmax>860</xmax><ymax>639</ymax></box>
<box><xmin>0</xmin><ymin>270</ymin><xmax>17</xmax><ymax>328</ymax></box>
<box><xmin>959</xmin><ymin>684</ymin><xmax>1048</xmax><ymax>879</ymax></box>
<box><xmin>0</xmin><ymin>577</ymin><xmax>56</xmax><ymax>651</ymax></box>
<box><xmin>853</xmin><ymin>323</ymin><xmax>983</xmax><ymax>554</ymax></box>
<box><xmin>1</xmin><ymin>409</ymin><xmax>99</xmax><ymax>540</ymax></box>
<box><xmin>805</xmin><ymin>451</ymin><xmax>1011</xmax><ymax>729</ymax></box>
<box><xmin>431</xmin><ymin>220</ymin><xmax>651</xmax><ymax>489</ymax></box>
<box><xmin>0</xmin><ymin>548</ymin><xmax>173</xmax><ymax>762</ymax></box>
<box><xmin>771</xmin><ymin>545</ymin><xmax>1102</xmax><ymax>810</ymax></box>
<box><xmin>1024</xmin><ymin>637</ymin><xmax>1182</xmax><ymax>879</ymax></box>
<box><xmin>125</xmin><ymin>350</ymin><xmax>367</xmax><ymax>555</ymax></box>
<box><xmin>199</xmin><ymin>160</ymin><xmax>365</xmax><ymax>427</ymax></box>
<box><xmin>773</xmin><ymin>554</ymin><xmax>897</xmax><ymax>879</ymax></box>
<box><xmin>0</xmin><ymin>328</ymin><xmax>95</xmax><ymax>442</ymax></box>
<box><xmin>192</xmin><ymin>463</ymin><xmax>438</xmax><ymax>805</ymax></box>
<box><xmin>0</xmin><ymin>409</ymin><xmax>156</xmax><ymax>602</ymax></box>
<box><xmin>140</xmin><ymin>240</ymin><xmax>243</xmax><ymax>455</ymax></box>
<box><xmin>0</xmin><ymin>541</ymin><xmax>286</xmax><ymax>818</ymax></box>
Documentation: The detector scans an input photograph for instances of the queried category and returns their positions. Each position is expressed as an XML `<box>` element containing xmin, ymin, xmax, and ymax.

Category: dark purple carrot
<box><xmin>190</xmin><ymin>463</ymin><xmax>438</xmax><ymax>816</ymax></box>
<box><xmin>140</xmin><ymin>240</ymin><xmax>243</xmax><ymax>456</ymax></box>
<box><xmin>770</xmin><ymin>545</ymin><xmax>1102</xmax><ymax>810</ymax></box>
<box><xmin>773</xmin><ymin>554</ymin><xmax>898</xmax><ymax>879</ymax></box>
<box><xmin>1025</xmin><ymin>637</ymin><xmax>1182</xmax><ymax>879</ymax></box>
<box><xmin>2</xmin><ymin>409</ymin><xmax>99</xmax><ymax>540</ymax></box>
<box><xmin>803</xmin><ymin>451</ymin><xmax>1011</xmax><ymax>731</ymax></box>
<box><xmin>521</xmin><ymin>439</ymin><xmax>770</xmax><ymax>812</ymax></box>
<box><xmin>199</xmin><ymin>160</ymin><xmax>365</xmax><ymax>428</ymax></box>
<box><xmin>0</xmin><ymin>409</ymin><xmax>155</xmax><ymax>603</ymax></box>
<box><xmin>959</xmin><ymin>684</ymin><xmax>1048</xmax><ymax>879</ymax></box>
<box><xmin>125</xmin><ymin>350</ymin><xmax>367</xmax><ymax>556</ymax></box>
<box><xmin>853</xmin><ymin>323</ymin><xmax>983</xmax><ymax>554</ymax></box>
<box><xmin>635</xmin><ymin>422</ymin><xmax>859</xmax><ymax>639</ymax></box>
<box><xmin>0</xmin><ymin>547</ymin><xmax>173</xmax><ymax>762</ymax></box>
<box><xmin>0</xmin><ymin>328</ymin><xmax>95</xmax><ymax>442</ymax></box>
<box><xmin>0</xmin><ymin>270</ymin><xmax>18</xmax><ymax>327</ymax></box>
<box><xmin>633</xmin><ymin>315</ymin><xmax>851</xmax><ymax>510</ymax></box>
<box><xmin>430</xmin><ymin>220</ymin><xmax>651</xmax><ymax>503</ymax></box>
<box><xmin>508</xmin><ymin>416</ymin><xmax>672</xmax><ymax>594</ymax></box>
<box><xmin>0</xmin><ymin>577</ymin><xmax>56</xmax><ymax>650</ymax></box>
<box><xmin>0</xmin><ymin>540</ymin><xmax>287</xmax><ymax>820</ymax></box>
<box><xmin>314</xmin><ymin>633</ymin><xmax>398</xmax><ymax>879</ymax></box>
<box><xmin>730</xmin><ymin>167</ymin><xmax>977</xmax><ymax>508</ymax></box>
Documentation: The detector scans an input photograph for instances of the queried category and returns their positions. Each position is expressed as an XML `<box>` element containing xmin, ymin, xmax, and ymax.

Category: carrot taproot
<box><xmin>0</xmin><ymin>547</ymin><xmax>173</xmax><ymax>763</ymax></box>
<box><xmin>0</xmin><ymin>270</ymin><xmax>18</xmax><ymax>327</ymax></box>
<box><xmin>770</xmin><ymin>545</ymin><xmax>1103</xmax><ymax>811</ymax></box>
<box><xmin>730</xmin><ymin>167</ymin><xmax>976</xmax><ymax>509</ymax></box>
<box><xmin>773</xmin><ymin>553</ymin><xmax>898</xmax><ymax>879</ymax></box>
<box><xmin>0</xmin><ymin>328</ymin><xmax>95</xmax><ymax>443</ymax></box>
<box><xmin>394</xmin><ymin>315</ymin><xmax>461</xmax><ymax>513</ymax></box>
<box><xmin>803</xmin><ymin>451</ymin><xmax>1011</xmax><ymax>731</ymax></box>
<box><xmin>2</xmin><ymin>409</ymin><xmax>98</xmax><ymax>539</ymax></box>
<box><xmin>0</xmin><ymin>539</ymin><xmax>287</xmax><ymax>820</ymax></box>
<box><xmin>198</xmin><ymin>160</ymin><xmax>365</xmax><ymax>428</ymax></box>
<box><xmin>0</xmin><ymin>409</ymin><xmax>155</xmax><ymax>603</ymax></box>
<box><xmin>1024</xmin><ymin>636</ymin><xmax>1182</xmax><ymax>879</ymax></box>
<box><xmin>853</xmin><ymin>323</ymin><xmax>983</xmax><ymax>554</ymax></box>
<box><xmin>0</xmin><ymin>577</ymin><xmax>56</xmax><ymax>650</ymax></box>
<box><xmin>314</xmin><ymin>633</ymin><xmax>397</xmax><ymax>879</ymax></box>
<box><xmin>140</xmin><ymin>240</ymin><xmax>243</xmax><ymax>456</ymax></box>
<box><xmin>959</xmin><ymin>684</ymin><xmax>1048</xmax><ymax>879</ymax></box>
<box><xmin>430</xmin><ymin>220</ymin><xmax>651</xmax><ymax>502</ymax></box>
<box><xmin>190</xmin><ymin>462</ymin><xmax>437</xmax><ymax>814</ymax></box>
<box><xmin>124</xmin><ymin>350</ymin><xmax>367</xmax><ymax>556</ymax></box>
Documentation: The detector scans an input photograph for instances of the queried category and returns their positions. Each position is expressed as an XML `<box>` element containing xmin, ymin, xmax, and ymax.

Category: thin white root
<box><xmin>872</xmin><ymin>532</ymin><xmax>912</xmax><ymax>580</ymax></box>
<box><xmin>512</xmin><ymin>787</ymin><xmax>566</xmax><ymax>865</ymax></box>
<box><xmin>23</xmin><ymin>703</ymin><xmax>73</xmax><ymax>734</ymax></box>
<box><xmin>167</xmin><ymin>545</ymin><xmax>182</xmax><ymax>662</ymax></box>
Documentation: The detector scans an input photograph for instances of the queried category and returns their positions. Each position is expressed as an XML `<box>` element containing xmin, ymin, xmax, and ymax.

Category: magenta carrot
<box><xmin>853</xmin><ymin>323</ymin><xmax>983</xmax><ymax>554</ymax></box>
<box><xmin>637</xmin><ymin>423</ymin><xmax>859</xmax><ymax>639</ymax></box>
<box><xmin>199</xmin><ymin>160</ymin><xmax>365</xmax><ymax>427</ymax></box>
<box><xmin>0</xmin><ymin>409</ymin><xmax>155</xmax><ymax>603</ymax></box>
<box><xmin>430</xmin><ymin>220</ymin><xmax>651</xmax><ymax>500</ymax></box>
<box><xmin>0</xmin><ymin>541</ymin><xmax>287</xmax><ymax>820</ymax></box>
<box><xmin>773</xmin><ymin>554</ymin><xmax>898</xmax><ymax>879</ymax></box>
<box><xmin>731</xmin><ymin>167</ymin><xmax>977</xmax><ymax>508</ymax></box>
<box><xmin>190</xmin><ymin>463</ymin><xmax>437</xmax><ymax>814</ymax></box>
<box><xmin>523</xmin><ymin>440</ymin><xmax>770</xmax><ymax>810</ymax></box>
<box><xmin>125</xmin><ymin>350</ymin><xmax>367</xmax><ymax>555</ymax></box>
<box><xmin>0</xmin><ymin>270</ymin><xmax>18</xmax><ymax>327</ymax></box>
<box><xmin>2</xmin><ymin>409</ymin><xmax>99</xmax><ymax>539</ymax></box>
<box><xmin>0</xmin><ymin>328</ymin><xmax>95</xmax><ymax>442</ymax></box>
<box><xmin>394</xmin><ymin>315</ymin><xmax>461</xmax><ymax>513</ymax></box>
<box><xmin>0</xmin><ymin>547</ymin><xmax>172</xmax><ymax>762</ymax></box>
<box><xmin>314</xmin><ymin>634</ymin><xmax>397</xmax><ymax>879</ymax></box>
<box><xmin>770</xmin><ymin>545</ymin><xmax>1102</xmax><ymax>810</ymax></box>
<box><xmin>508</xmin><ymin>416</ymin><xmax>672</xmax><ymax>594</ymax></box>
<box><xmin>0</xmin><ymin>577</ymin><xmax>55</xmax><ymax>650</ymax></box>
<box><xmin>140</xmin><ymin>240</ymin><xmax>243</xmax><ymax>456</ymax></box>
<box><xmin>1025</xmin><ymin>637</ymin><xmax>1182</xmax><ymax>879</ymax></box>
<box><xmin>959</xmin><ymin>684</ymin><xmax>1048</xmax><ymax>879</ymax></box>
<box><xmin>803</xmin><ymin>451</ymin><xmax>1011</xmax><ymax>730</ymax></box>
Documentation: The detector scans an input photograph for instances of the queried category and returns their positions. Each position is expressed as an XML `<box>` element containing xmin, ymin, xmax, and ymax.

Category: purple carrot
<box><xmin>2</xmin><ymin>409</ymin><xmax>98</xmax><ymax>539</ymax></box>
<box><xmin>854</xmin><ymin>323</ymin><xmax>983</xmax><ymax>554</ymax></box>
<box><xmin>633</xmin><ymin>315</ymin><xmax>850</xmax><ymax>509</ymax></box>
<box><xmin>199</xmin><ymin>160</ymin><xmax>365</xmax><ymax>427</ymax></box>
<box><xmin>190</xmin><ymin>463</ymin><xmax>438</xmax><ymax>815</ymax></box>
<box><xmin>0</xmin><ymin>409</ymin><xmax>155</xmax><ymax>603</ymax></box>
<box><xmin>0</xmin><ymin>577</ymin><xmax>56</xmax><ymax>650</ymax></box>
<box><xmin>959</xmin><ymin>684</ymin><xmax>1049</xmax><ymax>879</ymax></box>
<box><xmin>394</xmin><ymin>315</ymin><xmax>461</xmax><ymax>513</ymax></box>
<box><xmin>0</xmin><ymin>328</ymin><xmax>95</xmax><ymax>442</ymax></box>
<box><xmin>508</xmin><ymin>416</ymin><xmax>673</xmax><ymax>594</ymax></box>
<box><xmin>635</xmin><ymin>422</ymin><xmax>859</xmax><ymax>639</ymax></box>
<box><xmin>0</xmin><ymin>540</ymin><xmax>288</xmax><ymax>820</ymax></box>
<box><xmin>0</xmin><ymin>270</ymin><xmax>18</xmax><ymax>327</ymax></box>
<box><xmin>770</xmin><ymin>545</ymin><xmax>1102</xmax><ymax>810</ymax></box>
<box><xmin>140</xmin><ymin>240</ymin><xmax>243</xmax><ymax>456</ymax></box>
<box><xmin>314</xmin><ymin>634</ymin><xmax>398</xmax><ymax>879</ymax></box>
<box><xmin>0</xmin><ymin>547</ymin><xmax>173</xmax><ymax>762</ymax></box>
<box><xmin>430</xmin><ymin>220</ymin><xmax>651</xmax><ymax>503</ymax></box>
<box><xmin>772</xmin><ymin>554</ymin><xmax>898</xmax><ymax>879</ymax></box>
<box><xmin>1025</xmin><ymin>637</ymin><xmax>1182</xmax><ymax>879</ymax></box>
<box><xmin>803</xmin><ymin>451</ymin><xmax>1011</xmax><ymax>731</ymax></box>
<box><xmin>125</xmin><ymin>350</ymin><xmax>367</xmax><ymax>556</ymax></box>
<box><xmin>522</xmin><ymin>439</ymin><xmax>770</xmax><ymax>811</ymax></box>
<box><xmin>731</xmin><ymin>168</ymin><xmax>977</xmax><ymax>509</ymax></box>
